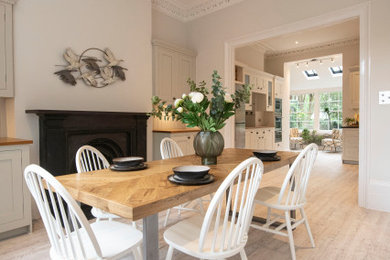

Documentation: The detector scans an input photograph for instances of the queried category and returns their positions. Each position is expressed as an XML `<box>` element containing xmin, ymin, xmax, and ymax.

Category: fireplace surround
<box><xmin>26</xmin><ymin>110</ymin><xmax>149</xmax><ymax>176</ymax></box>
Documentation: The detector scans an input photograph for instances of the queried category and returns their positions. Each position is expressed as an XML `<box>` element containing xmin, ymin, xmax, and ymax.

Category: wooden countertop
<box><xmin>245</xmin><ymin>126</ymin><xmax>275</xmax><ymax>129</ymax></box>
<box><xmin>153</xmin><ymin>128</ymin><xmax>200</xmax><ymax>133</ymax></box>
<box><xmin>0</xmin><ymin>137</ymin><xmax>33</xmax><ymax>146</ymax></box>
<box><xmin>56</xmin><ymin>148</ymin><xmax>298</xmax><ymax>220</ymax></box>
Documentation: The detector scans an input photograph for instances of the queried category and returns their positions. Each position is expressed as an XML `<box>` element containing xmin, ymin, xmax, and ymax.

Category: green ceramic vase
<box><xmin>193</xmin><ymin>131</ymin><xmax>224</xmax><ymax>165</ymax></box>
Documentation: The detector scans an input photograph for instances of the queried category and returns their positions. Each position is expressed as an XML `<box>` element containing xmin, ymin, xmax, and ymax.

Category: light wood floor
<box><xmin>1</xmin><ymin>151</ymin><xmax>390</xmax><ymax>259</ymax></box>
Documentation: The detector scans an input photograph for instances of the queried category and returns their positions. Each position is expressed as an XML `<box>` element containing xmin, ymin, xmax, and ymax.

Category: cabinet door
<box><xmin>266</xmin><ymin>79</ymin><xmax>274</xmax><ymax>111</ymax></box>
<box><xmin>154</xmin><ymin>47</ymin><xmax>177</xmax><ymax>101</ymax></box>
<box><xmin>175</xmin><ymin>54</ymin><xmax>195</xmax><ymax>100</ymax></box>
<box><xmin>0</xmin><ymin>2</ymin><xmax>13</xmax><ymax>97</ymax></box>
<box><xmin>255</xmin><ymin>130</ymin><xmax>265</xmax><ymax>150</ymax></box>
<box><xmin>0</xmin><ymin>149</ymin><xmax>23</xmax><ymax>225</ymax></box>
<box><xmin>171</xmin><ymin>133</ymin><xmax>194</xmax><ymax>156</ymax></box>
<box><xmin>264</xmin><ymin>128</ymin><xmax>274</xmax><ymax>149</ymax></box>
<box><xmin>245</xmin><ymin>130</ymin><xmax>254</xmax><ymax>149</ymax></box>
<box><xmin>350</xmin><ymin>71</ymin><xmax>359</xmax><ymax>109</ymax></box>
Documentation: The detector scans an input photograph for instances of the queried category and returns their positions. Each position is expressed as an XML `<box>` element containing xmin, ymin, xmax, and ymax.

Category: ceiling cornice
<box><xmin>264</xmin><ymin>37</ymin><xmax>359</xmax><ymax>59</ymax></box>
<box><xmin>152</xmin><ymin>0</ymin><xmax>245</xmax><ymax>22</ymax></box>
<box><xmin>1</xmin><ymin>0</ymin><xmax>17</xmax><ymax>5</ymax></box>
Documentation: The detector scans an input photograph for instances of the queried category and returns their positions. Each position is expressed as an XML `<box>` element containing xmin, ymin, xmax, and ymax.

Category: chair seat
<box><xmin>50</xmin><ymin>220</ymin><xmax>142</xmax><ymax>260</ymax></box>
<box><xmin>164</xmin><ymin>215</ymin><xmax>246</xmax><ymax>259</ymax></box>
<box><xmin>91</xmin><ymin>207</ymin><xmax>120</xmax><ymax>220</ymax></box>
<box><xmin>255</xmin><ymin>186</ymin><xmax>303</xmax><ymax>211</ymax></box>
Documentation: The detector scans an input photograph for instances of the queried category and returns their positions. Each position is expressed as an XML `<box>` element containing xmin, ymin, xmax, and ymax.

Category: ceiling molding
<box><xmin>264</xmin><ymin>37</ymin><xmax>359</xmax><ymax>59</ymax></box>
<box><xmin>152</xmin><ymin>0</ymin><xmax>245</xmax><ymax>22</ymax></box>
<box><xmin>0</xmin><ymin>0</ymin><xmax>17</xmax><ymax>5</ymax></box>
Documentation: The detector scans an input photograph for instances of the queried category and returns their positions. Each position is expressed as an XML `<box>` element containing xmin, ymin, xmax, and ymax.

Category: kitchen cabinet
<box><xmin>152</xmin><ymin>40</ymin><xmax>196</xmax><ymax>101</ymax></box>
<box><xmin>245</xmin><ymin>127</ymin><xmax>275</xmax><ymax>150</ymax></box>
<box><xmin>274</xmin><ymin>76</ymin><xmax>284</xmax><ymax>99</ymax></box>
<box><xmin>0</xmin><ymin>1</ymin><xmax>15</xmax><ymax>97</ymax></box>
<box><xmin>0</xmin><ymin>138</ymin><xmax>32</xmax><ymax>240</ymax></box>
<box><xmin>243</xmin><ymin>73</ymin><xmax>253</xmax><ymax>110</ymax></box>
<box><xmin>349</xmin><ymin>70</ymin><xmax>359</xmax><ymax>109</ymax></box>
<box><xmin>153</xmin><ymin>131</ymin><xmax>198</xmax><ymax>160</ymax></box>
<box><xmin>342</xmin><ymin>128</ymin><xmax>359</xmax><ymax>164</ymax></box>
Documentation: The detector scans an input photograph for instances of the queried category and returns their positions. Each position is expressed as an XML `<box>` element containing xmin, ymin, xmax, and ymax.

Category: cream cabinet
<box><xmin>350</xmin><ymin>70</ymin><xmax>359</xmax><ymax>109</ymax></box>
<box><xmin>274</xmin><ymin>76</ymin><xmax>284</xmax><ymax>99</ymax></box>
<box><xmin>153</xmin><ymin>131</ymin><xmax>198</xmax><ymax>160</ymax></box>
<box><xmin>342</xmin><ymin>128</ymin><xmax>359</xmax><ymax>164</ymax></box>
<box><xmin>0</xmin><ymin>140</ymin><xmax>32</xmax><ymax>240</ymax></box>
<box><xmin>0</xmin><ymin>1</ymin><xmax>15</xmax><ymax>97</ymax></box>
<box><xmin>245</xmin><ymin>128</ymin><xmax>275</xmax><ymax>150</ymax></box>
<box><xmin>152</xmin><ymin>40</ymin><xmax>196</xmax><ymax>102</ymax></box>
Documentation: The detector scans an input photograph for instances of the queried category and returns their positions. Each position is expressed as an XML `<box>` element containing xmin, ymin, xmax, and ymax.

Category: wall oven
<box><xmin>275</xmin><ymin>98</ymin><xmax>282</xmax><ymax>114</ymax></box>
<box><xmin>275</xmin><ymin>98</ymin><xmax>282</xmax><ymax>143</ymax></box>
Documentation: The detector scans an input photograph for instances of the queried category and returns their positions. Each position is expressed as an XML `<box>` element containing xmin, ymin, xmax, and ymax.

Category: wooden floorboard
<box><xmin>1</xmin><ymin>151</ymin><xmax>389</xmax><ymax>259</ymax></box>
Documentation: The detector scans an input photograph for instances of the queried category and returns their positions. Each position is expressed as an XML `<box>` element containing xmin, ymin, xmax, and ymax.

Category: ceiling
<box><xmin>152</xmin><ymin>0</ymin><xmax>245</xmax><ymax>22</ymax></box>
<box><xmin>253</xmin><ymin>18</ymin><xmax>359</xmax><ymax>57</ymax></box>
<box><xmin>289</xmin><ymin>54</ymin><xmax>343</xmax><ymax>92</ymax></box>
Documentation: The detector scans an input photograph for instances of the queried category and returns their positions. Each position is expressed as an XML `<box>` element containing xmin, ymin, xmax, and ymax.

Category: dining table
<box><xmin>56</xmin><ymin>148</ymin><xmax>298</xmax><ymax>260</ymax></box>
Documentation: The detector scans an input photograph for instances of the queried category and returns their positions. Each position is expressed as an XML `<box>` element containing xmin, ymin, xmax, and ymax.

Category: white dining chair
<box><xmin>250</xmin><ymin>143</ymin><xmax>319</xmax><ymax>260</ymax></box>
<box><xmin>76</xmin><ymin>145</ymin><xmax>121</xmax><ymax>222</ymax></box>
<box><xmin>160</xmin><ymin>137</ymin><xmax>206</xmax><ymax>227</ymax></box>
<box><xmin>164</xmin><ymin>157</ymin><xmax>264</xmax><ymax>260</ymax></box>
<box><xmin>24</xmin><ymin>164</ymin><xmax>143</xmax><ymax>260</ymax></box>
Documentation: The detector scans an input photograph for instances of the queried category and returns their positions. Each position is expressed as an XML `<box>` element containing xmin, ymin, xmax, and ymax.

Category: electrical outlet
<box><xmin>379</xmin><ymin>91</ymin><xmax>390</xmax><ymax>104</ymax></box>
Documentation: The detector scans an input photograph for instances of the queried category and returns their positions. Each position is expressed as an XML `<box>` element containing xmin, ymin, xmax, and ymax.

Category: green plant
<box><xmin>301</xmin><ymin>129</ymin><xmax>324</xmax><ymax>145</ymax></box>
<box><xmin>150</xmin><ymin>70</ymin><xmax>251</xmax><ymax>132</ymax></box>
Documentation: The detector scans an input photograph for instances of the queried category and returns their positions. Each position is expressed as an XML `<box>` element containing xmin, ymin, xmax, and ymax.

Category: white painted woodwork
<box><xmin>152</xmin><ymin>40</ymin><xmax>196</xmax><ymax>101</ymax></box>
<box><xmin>251</xmin><ymin>144</ymin><xmax>319</xmax><ymax>260</ymax></box>
<box><xmin>350</xmin><ymin>70</ymin><xmax>360</xmax><ymax>109</ymax></box>
<box><xmin>24</xmin><ymin>164</ymin><xmax>143</xmax><ymax>260</ymax></box>
<box><xmin>0</xmin><ymin>1</ymin><xmax>14</xmax><ymax>97</ymax></box>
<box><xmin>274</xmin><ymin>76</ymin><xmax>284</xmax><ymax>99</ymax></box>
<box><xmin>163</xmin><ymin>157</ymin><xmax>264</xmax><ymax>260</ymax></box>
<box><xmin>245</xmin><ymin>127</ymin><xmax>275</xmax><ymax>150</ymax></box>
<box><xmin>153</xmin><ymin>131</ymin><xmax>198</xmax><ymax>160</ymax></box>
<box><xmin>0</xmin><ymin>144</ymin><xmax>31</xmax><ymax>238</ymax></box>
<box><xmin>342</xmin><ymin>128</ymin><xmax>359</xmax><ymax>164</ymax></box>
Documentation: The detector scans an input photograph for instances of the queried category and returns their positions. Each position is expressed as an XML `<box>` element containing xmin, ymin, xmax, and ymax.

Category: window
<box><xmin>303</xmin><ymin>69</ymin><xmax>319</xmax><ymax>79</ymax></box>
<box><xmin>290</xmin><ymin>93</ymin><xmax>315</xmax><ymax>130</ymax></box>
<box><xmin>319</xmin><ymin>91</ymin><xmax>343</xmax><ymax>130</ymax></box>
<box><xmin>329</xmin><ymin>66</ymin><xmax>343</xmax><ymax>77</ymax></box>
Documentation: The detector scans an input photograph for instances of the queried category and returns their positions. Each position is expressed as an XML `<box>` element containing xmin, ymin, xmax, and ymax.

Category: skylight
<box><xmin>303</xmin><ymin>69</ymin><xmax>319</xmax><ymax>80</ymax></box>
<box><xmin>329</xmin><ymin>66</ymin><xmax>343</xmax><ymax>77</ymax></box>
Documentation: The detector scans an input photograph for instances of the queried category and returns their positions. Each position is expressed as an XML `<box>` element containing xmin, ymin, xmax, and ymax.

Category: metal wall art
<box><xmin>54</xmin><ymin>48</ymin><xmax>127</xmax><ymax>88</ymax></box>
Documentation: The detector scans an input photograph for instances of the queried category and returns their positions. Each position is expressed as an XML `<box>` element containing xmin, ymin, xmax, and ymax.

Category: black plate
<box><xmin>253</xmin><ymin>155</ymin><xmax>281</xmax><ymax>161</ymax></box>
<box><xmin>168</xmin><ymin>174</ymin><xmax>215</xmax><ymax>185</ymax></box>
<box><xmin>110</xmin><ymin>163</ymin><xmax>147</xmax><ymax>171</ymax></box>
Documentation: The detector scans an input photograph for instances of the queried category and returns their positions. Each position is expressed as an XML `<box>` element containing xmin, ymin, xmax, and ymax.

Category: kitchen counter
<box><xmin>153</xmin><ymin>128</ymin><xmax>199</xmax><ymax>133</ymax></box>
<box><xmin>342</xmin><ymin>125</ymin><xmax>359</xmax><ymax>128</ymax></box>
<box><xmin>0</xmin><ymin>137</ymin><xmax>33</xmax><ymax>146</ymax></box>
<box><xmin>245</xmin><ymin>126</ymin><xmax>274</xmax><ymax>129</ymax></box>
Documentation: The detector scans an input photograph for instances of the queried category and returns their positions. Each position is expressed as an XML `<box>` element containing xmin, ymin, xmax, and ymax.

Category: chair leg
<box><xmin>284</xmin><ymin>211</ymin><xmax>296</xmax><ymax>260</ymax></box>
<box><xmin>266</xmin><ymin>207</ymin><xmax>272</xmax><ymax>223</ymax></box>
<box><xmin>300</xmin><ymin>208</ymin><xmax>315</xmax><ymax>247</ymax></box>
<box><xmin>240</xmin><ymin>249</ymin><xmax>248</xmax><ymax>260</ymax></box>
<box><xmin>133</xmin><ymin>246</ymin><xmax>143</xmax><ymax>260</ymax></box>
<box><xmin>164</xmin><ymin>209</ymin><xmax>171</xmax><ymax>227</ymax></box>
<box><xmin>166</xmin><ymin>245</ymin><xmax>174</xmax><ymax>260</ymax></box>
<box><xmin>197</xmin><ymin>199</ymin><xmax>205</xmax><ymax>215</ymax></box>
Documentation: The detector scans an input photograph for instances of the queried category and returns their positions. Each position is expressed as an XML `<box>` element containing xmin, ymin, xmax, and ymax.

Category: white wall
<box><xmin>10</xmin><ymin>0</ymin><xmax>152</xmax><ymax>218</ymax></box>
<box><xmin>187</xmin><ymin>0</ymin><xmax>390</xmax><ymax>212</ymax></box>
<box><xmin>235</xmin><ymin>46</ymin><xmax>264</xmax><ymax>71</ymax></box>
<box><xmin>152</xmin><ymin>9</ymin><xmax>188</xmax><ymax>47</ymax></box>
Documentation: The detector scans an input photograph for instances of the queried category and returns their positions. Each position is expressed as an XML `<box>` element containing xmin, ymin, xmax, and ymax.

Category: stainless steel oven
<box><xmin>275</xmin><ymin>98</ymin><xmax>282</xmax><ymax>114</ymax></box>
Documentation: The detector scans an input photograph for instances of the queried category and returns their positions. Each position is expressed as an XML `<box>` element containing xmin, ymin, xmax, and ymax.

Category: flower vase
<box><xmin>193</xmin><ymin>131</ymin><xmax>224</xmax><ymax>165</ymax></box>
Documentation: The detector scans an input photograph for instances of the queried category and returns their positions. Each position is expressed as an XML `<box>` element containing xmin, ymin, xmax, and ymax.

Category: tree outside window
<box><xmin>290</xmin><ymin>93</ymin><xmax>315</xmax><ymax>130</ymax></box>
<box><xmin>319</xmin><ymin>91</ymin><xmax>343</xmax><ymax>130</ymax></box>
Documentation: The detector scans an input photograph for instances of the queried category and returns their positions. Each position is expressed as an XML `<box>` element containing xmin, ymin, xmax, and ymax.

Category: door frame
<box><xmin>224</xmin><ymin>3</ymin><xmax>369</xmax><ymax>207</ymax></box>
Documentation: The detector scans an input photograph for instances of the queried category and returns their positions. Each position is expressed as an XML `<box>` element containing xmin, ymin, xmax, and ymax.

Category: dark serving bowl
<box><xmin>172</xmin><ymin>165</ymin><xmax>210</xmax><ymax>180</ymax></box>
<box><xmin>112</xmin><ymin>156</ymin><xmax>144</xmax><ymax>167</ymax></box>
<box><xmin>253</xmin><ymin>150</ymin><xmax>278</xmax><ymax>158</ymax></box>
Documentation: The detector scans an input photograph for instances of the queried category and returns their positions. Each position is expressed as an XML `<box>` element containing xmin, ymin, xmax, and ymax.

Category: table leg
<box><xmin>143</xmin><ymin>214</ymin><xmax>159</xmax><ymax>260</ymax></box>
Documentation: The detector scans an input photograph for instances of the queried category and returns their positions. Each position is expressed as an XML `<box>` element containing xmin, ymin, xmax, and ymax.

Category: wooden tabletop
<box><xmin>0</xmin><ymin>137</ymin><xmax>33</xmax><ymax>146</ymax></box>
<box><xmin>56</xmin><ymin>148</ymin><xmax>298</xmax><ymax>221</ymax></box>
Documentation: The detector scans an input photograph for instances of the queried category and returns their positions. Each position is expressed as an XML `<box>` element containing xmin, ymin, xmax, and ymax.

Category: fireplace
<box><xmin>26</xmin><ymin>110</ymin><xmax>149</xmax><ymax>176</ymax></box>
